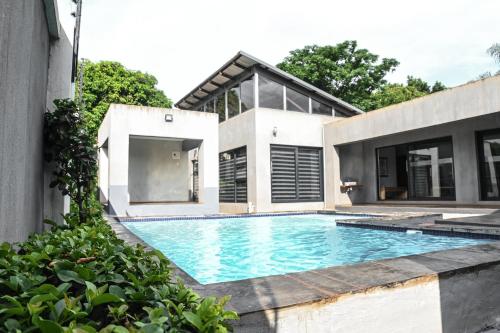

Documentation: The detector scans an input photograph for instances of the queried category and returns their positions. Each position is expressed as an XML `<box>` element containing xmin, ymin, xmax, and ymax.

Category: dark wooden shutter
<box><xmin>219</xmin><ymin>146</ymin><xmax>247</xmax><ymax>203</ymax></box>
<box><xmin>297</xmin><ymin>148</ymin><xmax>322</xmax><ymax>201</ymax></box>
<box><xmin>271</xmin><ymin>145</ymin><xmax>323</xmax><ymax>202</ymax></box>
<box><xmin>270</xmin><ymin>146</ymin><xmax>297</xmax><ymax>202</ymax></box>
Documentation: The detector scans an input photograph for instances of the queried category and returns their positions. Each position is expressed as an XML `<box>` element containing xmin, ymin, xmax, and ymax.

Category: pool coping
<box><xmin>109</xmin><ymin>212</ymin><xmax>500</xmax><ymax>316</ymax></box>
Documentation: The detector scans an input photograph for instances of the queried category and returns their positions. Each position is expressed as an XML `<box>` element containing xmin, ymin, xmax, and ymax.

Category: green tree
<box><xmin>80</xmin><ymin>60</ymin><xmax>172</xmax><ymax>137</ymax></box>
<box><xmin>367</xmin><ymin>76</ymin><xmax>446</xmax><ymax>110</ymax></box>
<box><xmin>44</xmin><ymin>99</ymin><xmax>98</xmax><ymax>224</ymax></box>
<box><xmin>277</xmin><ymin>41</ymin><xmax>400</xmax><ymax>110</ymax></box>
<box><xmin>488</xmin><ymin>43</ymin><xmax>500</xmax><ymax>64</ymax></box>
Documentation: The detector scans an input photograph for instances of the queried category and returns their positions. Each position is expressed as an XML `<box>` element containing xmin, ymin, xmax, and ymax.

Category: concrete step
<box><xmin>435</xmin><ymin>218</ymin><xmax>500</xmax><ymax>228</ymax></box>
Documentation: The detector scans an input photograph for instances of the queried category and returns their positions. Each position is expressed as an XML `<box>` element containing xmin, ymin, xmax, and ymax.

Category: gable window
<box><xmin>216</xmin><ymin>94</ymin><xmax>225</xmax><ymax>123</ymax></box>
<box><xmin>270</xmin><ymin>145</ymin><xmax>323</xmax><ymax>202</ymax></box>
<box><xmin>219</xmin><ymin>146</ymin><xmax>247</xmax><ymax>203</ymax></box>
<box><xmin>259</xmin><ymin>76</ymin><xmax>283</xmax><ymax>110</ymax></box>
<box><xmin>286</xmin><ymin>87</ymin><xmax>309</xmax><ymax>113</ymax></box>
<box><xmin>205</xmin><ymin>99</ymin><xmax>214</xmax><ymax>113</ymax></box>
<box><xmin>311</xmin><ymin>99</ymin><xmax>332</xmax><ymax>115</ymax></box>
<box><xmin>227</xmin><ymin>86</ymin><xmax>240</xmax><ymax>118</ymax></box>
<box><xmin>240</xmin><ymin>75</ymin><xmax>254</xmax><ymax>112</ymax></box>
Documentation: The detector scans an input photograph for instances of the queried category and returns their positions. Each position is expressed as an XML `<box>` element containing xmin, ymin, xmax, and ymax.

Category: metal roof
<box><xmin>175</xmin><ymin>51</ymin><xmax>364</xmax><ymax>115</ymax></box>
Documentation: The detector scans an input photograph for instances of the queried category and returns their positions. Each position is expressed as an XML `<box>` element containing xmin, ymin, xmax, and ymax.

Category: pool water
<box><xmin>122</xmin><ymin>214</ymin><xmax>490</xmax><ymax>284</ymax></box>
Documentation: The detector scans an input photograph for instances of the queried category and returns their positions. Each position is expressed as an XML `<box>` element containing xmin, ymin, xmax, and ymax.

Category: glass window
<box><xmin>227</xmin><ymin>86</ymin><xmax>240</xmax><ymax>118</ymax></box>
<box><xmin>259</xmin><ymin>75</ymin><xmax>283</xmax><ymax>110</ymax></box>
<box><xmin>216</xmin><ymin>94</ymin><xmax>225</xmax><ymax>123</ymax></box>
<box><xmin>205</xmin><ymin>99</ymin><xmax>214</xmax><ymax>113</ymax></box>
<box><xmin>311</xmin><ymin>99</ymin><xmax>332</xmax><ymax>115</ymax></box>
<box><xmin>376</xmin><ymin>137</ymin><xmax>455</xmax><ymax>201</ymax></box>
<box><xmin>478</xmin><ymin>129</ymin><xmax>500</xmax><ymax>200</ymax></box>
<box><xmin>240</xmin><ymin>75</ymin><xmax>254</xmax><ymax>112</ymax></box>
<box><xmin>286</xmin><ymin>87</ymin><xmax>309</xmax><ymax>113</ymax></box>
<box><xmin>335</xmin><ymin>111</ymin><xmax>347</xmax><ymax>118</ymax></box>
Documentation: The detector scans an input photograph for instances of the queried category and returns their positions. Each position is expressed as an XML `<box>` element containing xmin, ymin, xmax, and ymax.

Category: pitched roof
<box><xmin>175</xmin><ymin>51</ymin><xmax>363</xmax><ymax>115</ymax></box>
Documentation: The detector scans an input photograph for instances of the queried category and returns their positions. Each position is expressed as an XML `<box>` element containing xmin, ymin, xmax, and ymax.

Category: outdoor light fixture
<box><xmin>165</xmin><ymin>114</ymin><xmax>173</xmax><ymax>122</ymax></box>
<box><xmin>272</xmin><ymin>126</ymin><xmax>278</xmax><ymax>137</ymax></box>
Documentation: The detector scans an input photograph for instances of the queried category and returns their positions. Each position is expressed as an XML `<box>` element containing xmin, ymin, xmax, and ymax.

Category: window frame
<box><xmin>219</xmin><ymin>146</ymin><xmax>248</xmax><ymax>203</ymax></box>
<box><xmin>476</xmin><ymin>128</ymin><xmax>500</xmax><ymax>201</ymax></box>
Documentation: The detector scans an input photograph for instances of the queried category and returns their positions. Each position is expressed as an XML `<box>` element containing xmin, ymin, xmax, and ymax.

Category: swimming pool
<box><xmin>122</xmin><ymin>214</ymin><xmax>490</xmax><ymax>284</ymax></box>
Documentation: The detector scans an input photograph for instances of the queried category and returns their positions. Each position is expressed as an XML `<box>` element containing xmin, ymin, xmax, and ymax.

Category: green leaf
<box><xmin>92</xmin><ymin>293</ymin><xmax>122</xmax><ymax>306</ymax></box>
<box><xmin>33</xmin><ymin>317</ymin><xmax>64</xmax><ymax>333</ymax></box>
<box><xmin>183</xmin><ymin>311</ymin><xmax>204</xmax><ymax>330</ymax></box>
<box><xmin>56</xmin><ymin>269</ymin><xmax>84</xmax><ymax>284</ymax></box>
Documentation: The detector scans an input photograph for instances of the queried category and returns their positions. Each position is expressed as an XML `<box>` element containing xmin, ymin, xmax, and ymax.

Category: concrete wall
<box><xmin>333</xmin><ymin>113</ymin><xmax>500</xmax><ymax>206</ymax></box>
<box><xmin>98</xmin><ymin>105</ymin><xmax>219</xmax><ymax>217</ymax></box>
<box><xmin>219</xmin><ymin>108</ymin><xmax>338</xmax><ymax>213</ymax></box>
<box><xmin>237</xmin><ymin>264</ymin><xmax>500</xmax><ymax>333</ymax></box>
<box><xmin>128</xmin><ymin>138</ymin><xmax>190</xmax><ymax>202</ymax></box>
<box><xmin>325</xmin><ymin>76</ymin><xmax>500</xmax><ymax>207</ymax></box>
<box><xmin>0</xmin><ymin>1</ymin><xmax>72</xmax><ymax>243</ymax></box>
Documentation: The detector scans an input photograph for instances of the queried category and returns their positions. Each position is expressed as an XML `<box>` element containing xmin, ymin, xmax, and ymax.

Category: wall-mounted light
<box><xmin>272</xmin><ymin>126</ymin><xmax>278</xmax><ymax>137</ymax></box>
<box><xmin>165</xmin><ymin>114</ymin><xmax>173</xmax><ymax>122</ymax></box>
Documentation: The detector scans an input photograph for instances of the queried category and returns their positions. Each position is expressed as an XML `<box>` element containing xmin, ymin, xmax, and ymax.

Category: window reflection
<box><xmin>240</xmin><ymin>76</ymin><xmax>254</xmax><ymax>112</ymax></box>
<box><xmin>216</xmin><ymin>94</ymin><xmax>225</xmax><ymax>123</ymax></box>
<box><xmin>259</xmin><ymin>76</ymin><xmax>283</xmax><ymax>110</ymax></box>
<box><xmin>478</xmin><ymin>129</ymin><xmax>500</xmax><ymax>200</ymax></box>
<box><xmin>286</xmin><ymin>87</ymin><xmax>309</xmax><ymax>113</ymax></box>
<box><xmin>311</xmin><ymin>98</ymin><xmax>332</xmax><ymax>115</ymax></box>
<box><xmin>227</xmin><ymin>86</ymin><xmax>240</xmax><ymax>118</ymax></box>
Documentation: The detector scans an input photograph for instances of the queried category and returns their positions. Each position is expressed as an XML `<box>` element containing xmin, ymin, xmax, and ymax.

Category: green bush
<box><xmin>0</xmin><ymin>219</ymin><xmax>237</xmax><ymax>332</ymax></box>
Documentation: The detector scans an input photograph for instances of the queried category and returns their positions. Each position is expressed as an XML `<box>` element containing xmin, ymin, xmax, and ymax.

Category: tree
<box><xmin>277</xmin><ymin>41</ymin><xmax>400</xmax><ymax>110</ymax></box>
<box><xmin>44</xmin><ymin>99</ymin><xmax>98</xmax><ymax>225</ymax></box>
<box><xmin>79</xmin><ymin>60</ymin><xmax>173</xmax><ymax>137</ymax></box>
<box><xmin>488</xmin><ymin>43</ymin><xmax>500</xmax><ymax>64</ymax></box>
<box><xmin>367</xmin><ymin>76</ymin><xmax>446</xmax><ymax>110</ymax></box>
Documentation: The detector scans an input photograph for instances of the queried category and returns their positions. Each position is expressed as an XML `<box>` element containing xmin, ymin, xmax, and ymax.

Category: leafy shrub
<box><xmin>0</xmin><ymin>219</ymin><xmax>237</xmax><ymax>332</ymax></box>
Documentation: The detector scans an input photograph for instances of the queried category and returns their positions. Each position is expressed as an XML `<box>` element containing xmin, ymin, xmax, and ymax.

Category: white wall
<box><xmin>98</xmin><ymin>105</ymin><xmax>219</xmax><ymax>216</ymax></box>
<box><xmin>219</xmin><ymin>108</ymin><xmax>338</xmax><ymax>213</ymax></box>
<box><xmin>128</xmin><ymin>138</ymin><xmax>189</xmax><ymax>202</ymax></box>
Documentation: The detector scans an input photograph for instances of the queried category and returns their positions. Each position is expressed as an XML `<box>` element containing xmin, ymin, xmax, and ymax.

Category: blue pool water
<box><xmin>122</xmin><ymin>214</ymin><xmax>490</xmax><ymax>284</ymax></box>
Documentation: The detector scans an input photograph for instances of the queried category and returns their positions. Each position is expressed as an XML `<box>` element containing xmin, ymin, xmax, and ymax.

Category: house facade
<box><xmin>175</xmin><ymin>52</ymin><xmax>361</xmax><ymax>214</ymax></box>
<box><xmin>99</xmin><ymin>52</ymin><xmax>500</xmax><ymax>217</ymax></box>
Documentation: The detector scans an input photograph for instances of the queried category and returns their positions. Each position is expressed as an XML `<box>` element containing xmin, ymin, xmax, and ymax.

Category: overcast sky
<box><xmin>57</xmin><ymin>0</ymin><xmax>500</xmax><ymax>102</ymax></box>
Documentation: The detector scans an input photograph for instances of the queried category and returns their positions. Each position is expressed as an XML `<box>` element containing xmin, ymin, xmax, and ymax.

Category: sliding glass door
<box><xmin>477</xmin><ymin>129</ymin><xmax>500</xmax><ymax>201</ymax></box>
<box><xmin>377</xmin><ymin>137</ymin><xmax>455</xmax><ymax>201</ymax></box>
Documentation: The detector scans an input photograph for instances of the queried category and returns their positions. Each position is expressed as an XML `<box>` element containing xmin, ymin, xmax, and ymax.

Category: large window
<box><xmin>227</xmin><ymin>86</ymin><xmax>240</xmax><ymax>118</ymax></box>
<box><xmin>376</xmin><ymin>137</ymin><xmax>455</xmax><ymax>201</ymax></box>
<box><xmin>216</xmin><ymin>94</ymin><xmax>225</xmax><ymax>123</ymax></box>
<box><xmin>219</xmin><ymin>147</ymin><xmax>247</xmax><ymax>203</ymax></box>
<box><xmin>286</xmin><ymin>87</ymin><xmax>309</xmax><ymax>113</ymax></box>
<box><xmin>270</xmin><ymin>145</ymin><xmax>323</xmax><ymax>202</ymax></box>
<box><xmin>240</xmin><ymin>75</ymin><xmax>254</xmax><ymax>112</ymax></box>
<box><xmin>477</xmin><ymin>129</ymin><xmax>500</xmax><ymax>201</ymax></box>
<box><xmin>311</xmin><ymin>98</ymin><xmax>332</xmax><ymax>115</ymax></box>
<box><xmin>205</xmin><ymin>99</ymin><xmax>214</xmax><ymax>113</ymax></box>
<box><xmin>259</xmin><ymin>76</ymin><xmax>283</xmax><ymax>110</ymax></box>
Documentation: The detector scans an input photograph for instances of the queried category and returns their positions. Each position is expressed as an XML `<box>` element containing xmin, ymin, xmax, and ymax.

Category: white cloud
<box><xmin>57</xmin><ymin>0</ymin><xmax>500</xmax><ymax>102</ymax></box>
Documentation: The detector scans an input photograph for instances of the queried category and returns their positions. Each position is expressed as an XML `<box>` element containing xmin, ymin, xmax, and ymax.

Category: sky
<box><xmin>57</xmin><ymin>0</ymin><xmax>500</xmax><ymax>103</ymax></box>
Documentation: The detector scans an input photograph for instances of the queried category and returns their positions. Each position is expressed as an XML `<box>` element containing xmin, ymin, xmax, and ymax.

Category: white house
<box><xmin>98</xmin><ymin>52</ymin><xmax>500</xmax><ymax>217</ymax></box>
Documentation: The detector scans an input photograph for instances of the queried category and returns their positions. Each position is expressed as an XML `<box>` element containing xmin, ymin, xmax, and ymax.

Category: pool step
<box><xmin>435</xmin><ymin>215</ymin><xmax>500</xmax><ymax>229</ymax></box>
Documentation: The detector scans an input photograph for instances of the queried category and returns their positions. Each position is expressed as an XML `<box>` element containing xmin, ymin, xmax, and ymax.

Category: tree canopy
<box><xmin>277</xmin><ymin>41</ymin><xmax>446</xmax><ymax>111</ymax></box>
<box><xmin>79</xmin><ymin>60</ymin><xmax>172</xmax><ymax>137</ymax></box>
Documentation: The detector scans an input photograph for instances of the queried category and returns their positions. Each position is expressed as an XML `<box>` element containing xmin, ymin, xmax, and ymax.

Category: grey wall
<box><xmin>339</xmin><ymin>113</ymin><xmax>500</xmax><ymax>205</ymax></box>
<box><xmin>128</xmin><ymin>138</ymin><xmax>190</xmax><ymax>202</ymax></box>
<box><xmin>0</xmin><ymin>1</ymin><xmax>72</xmax><ymax>243</ymax></box>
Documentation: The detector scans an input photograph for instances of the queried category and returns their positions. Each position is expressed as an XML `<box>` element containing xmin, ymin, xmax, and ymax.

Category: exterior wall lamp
<box><xmin>165</xmin><ymin>114</ymin><xmax>173</xmax><ymax>122</ymax></box>
<box><xmin>272</xmin><ymin>126</ymin><xmax>278</xmax><ymax>137</ymax></box>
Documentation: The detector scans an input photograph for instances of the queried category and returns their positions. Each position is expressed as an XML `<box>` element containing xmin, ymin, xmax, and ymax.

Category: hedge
<box><xmin>0</xmin><ymin>219</ymin><xmax>237</xmax><ymax>332</ymax></box>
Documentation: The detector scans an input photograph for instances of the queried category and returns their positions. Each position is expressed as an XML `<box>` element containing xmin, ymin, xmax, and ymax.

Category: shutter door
<box><xmin>219</xmin><ymin>154</ymin><xmax>235</xmax><ymax>202</ymax></box>
<box><xmin>235</xmin><ymin>149</ymin><xmax>247</xmax><ymax>203</ymax></box>
<box><xmin>219</xmin><ymin>147</ymin><xmax>247</xmax><ymax>203</ymax></box>
<box><xmin>297</xmin><ymin>148</ymin><xmax>322</xmax><ymax>201</ymax></box>
<box><xmin>271</xmin><ymin>146</ymin><xmax>297</xmax><ymax>202</ymax></box>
